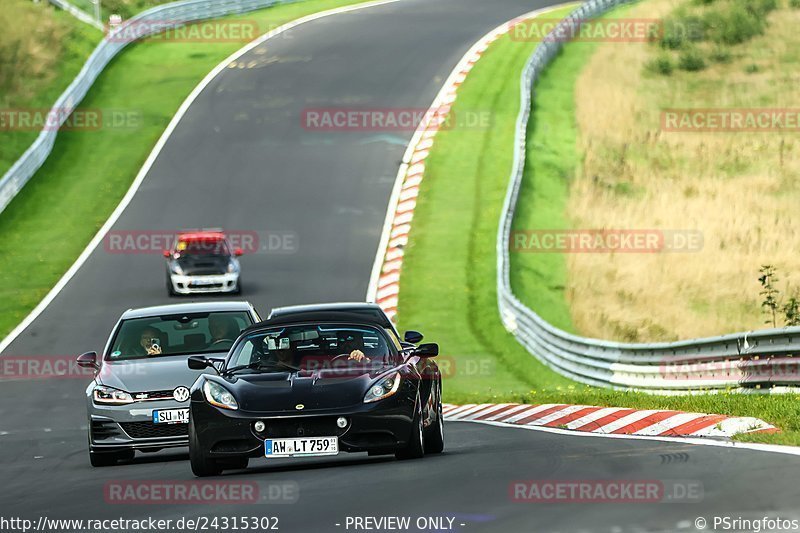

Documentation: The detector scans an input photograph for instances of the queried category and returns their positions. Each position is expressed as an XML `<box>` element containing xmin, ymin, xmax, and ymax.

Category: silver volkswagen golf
<box><xmin>77</xmin><ymin>301</ymin><xmax>260</xmax><ymax>466</ymax></box>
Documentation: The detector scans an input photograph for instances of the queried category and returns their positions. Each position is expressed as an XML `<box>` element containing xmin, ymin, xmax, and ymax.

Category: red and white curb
<box><xmin>366</xmin><ymin>6</ymin><xmax>571</xmax><ymax>321</ymax></box>
<box><xmin>443</xmin><ymin>403</ymin><xmax>777</xmax><ymax>438</ymax></box>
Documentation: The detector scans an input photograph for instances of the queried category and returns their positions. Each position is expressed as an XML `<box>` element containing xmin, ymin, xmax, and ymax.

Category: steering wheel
<box><xmin>210</xmin><ymin>338</ymin><xmax>234</xmax><ymax>349</ymax></box>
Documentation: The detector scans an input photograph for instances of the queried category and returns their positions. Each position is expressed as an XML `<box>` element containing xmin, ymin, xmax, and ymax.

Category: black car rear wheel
<box><xmin>396</xmin><ymin>400</ymin><xmax>425</xmax><ymax>460</ymax></box>
<box><xmin>189</xmin><ymin>418</ymin><xmax>222</xmax><ymax>477</ymax></box>
<box><xmin>424</xmin><ymin>385</ymin><xmax>444</xmax><ymax>454</ymax></box>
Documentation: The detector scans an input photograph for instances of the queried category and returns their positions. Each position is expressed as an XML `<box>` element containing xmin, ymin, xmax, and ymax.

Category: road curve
<box><xmin>2</xmin><ymin>0</ymin><xmax>800</xmax><ymax>531</ymax></box>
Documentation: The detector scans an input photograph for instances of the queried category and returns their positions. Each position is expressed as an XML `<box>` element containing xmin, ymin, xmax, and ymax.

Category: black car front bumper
<box><xmin>190</xmin><ymin>394</ymin><xmax>416</xmax><ymax>459</ymax></box>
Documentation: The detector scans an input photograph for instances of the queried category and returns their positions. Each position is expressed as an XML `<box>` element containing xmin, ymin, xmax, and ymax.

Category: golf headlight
<box><xmin>227</xmin><ymin>260</ymin><xmax>238</xmax><ymax>274</ymax></box>
<box><xmin>93</xmin><ymin>385</ymin><xmax>134</xmax><ymax>405</ymax></box>
<box><xmin>170</xmin><ymin>262</ymin><xmax>184</xmax><ymax>275</ymax></box>
<box><xmin>364</xmin><ymin>372</ymin><xmax>401</xmax><ymax>403</ymax></box>
<box><xmin>203</xmin><ymin>380</ymin><xmax>238</xmax><ymax>410</ymax></box>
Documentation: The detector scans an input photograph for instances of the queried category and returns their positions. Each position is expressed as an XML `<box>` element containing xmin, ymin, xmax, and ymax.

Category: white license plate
<box><xmin>190</xmin><ymin>279</ymin><xmax>214</xmax><ymax>286</ymax></box>
<box><xmin>265</xmin><ymin>436</ymin><xmax>338</xmax><ymax>458</ymax></box>
<box><xmin>152</xmin><ymin>408</ymin><xmax>189</xmax><ymax>425</ymax></box>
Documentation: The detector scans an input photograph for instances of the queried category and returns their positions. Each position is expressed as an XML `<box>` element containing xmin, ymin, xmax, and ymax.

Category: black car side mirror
<box><xmin>188</xmin><ymin>355</ymin><xmax>216</xmax><ymax>370</ymax></box>
<box><xmin>413</xmin><ymin>343</ymin><xmax>438</xmax><ymax>358</ymax></box>
<box><xmin>76</xmin><ymin>351</ymin><xmax>98</xmax><ymax>370</ymax></box>
<box><xmin>403</xmin><ymin>330</ymin><xmax>424</xmax><ymax>344</ymax></box>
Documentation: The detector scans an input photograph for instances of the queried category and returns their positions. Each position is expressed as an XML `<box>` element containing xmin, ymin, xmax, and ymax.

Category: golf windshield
<box><xmin>108</xmin><ymin>311</ymin><xmax>252</xmax><ymax>360</ymax></box>
<box><xmin>226</xmin><ymin>324</ymin><xmax>397</xmax><ymax>373</ymax></box>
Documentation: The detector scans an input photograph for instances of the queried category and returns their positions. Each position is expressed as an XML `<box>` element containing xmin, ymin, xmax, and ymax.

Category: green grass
<box><xmin>397</xmin><ymin>5</ymin><xmax>578</xmax><ymax>402</ymax></box>
<box><xmin>0</xmin><ymin>0</ymin><xmax>376</xmax><ymax>338</ymax></box>
<box><xmin>508</xmin><ymin>24</ymin><xmax>604</xmax><ymax>334</ymax></box>
<box><xmin>396</xmin><ymin>6</ymin><xmax>800</xmax><ymax>446</ymax></box>
<box><xmin>0</xmin><ymin>1</ymin><xmax>103</xmax><ymax>177</ymax></box>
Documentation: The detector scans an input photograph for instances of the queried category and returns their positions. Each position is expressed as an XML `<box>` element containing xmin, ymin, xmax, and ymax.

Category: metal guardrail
<box><xmin>497</xmin><ymin>0</ymin><xmax>800</xmax><ymax>393</ymax></box>
<box><xmin>48</xmin><ymin>0</ymin><xmax>104</xmax><ymax>30</ymax></box>
<box><xmin>0</xmin><ymin>0</ymin><xmax>297</xmax><ymax>214</ymax></box>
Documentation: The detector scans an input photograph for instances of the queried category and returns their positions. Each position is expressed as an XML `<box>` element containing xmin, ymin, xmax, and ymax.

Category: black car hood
<box><xmin>222</xmin><ymin>367</ymin><xmax>393</xmax><ymax>413</ymax></box>
<box><xmin>175</xmin><ymin>255</ymin><xmax>229</xmax><ymax>275</ymax></box>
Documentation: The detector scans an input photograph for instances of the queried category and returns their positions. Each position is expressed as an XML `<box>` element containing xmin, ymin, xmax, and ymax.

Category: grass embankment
<box><xmin>396</xmin><ymin>4</ymin><xmax>800</xmax><ymax>445</ymax></box>
<box><xmin>565</xmin><ymin>0</ymin><xmax>800</xmax><ymax>342</ymax></box>
<box><xmin>0</xmin><ymin>0</ymin><xmax>374</xmax><ymax>338</ymax></box>
<box><xmin>0</xmin><ymin>0</ymin><xmax>103</xmax><ymax>177</ymax></box>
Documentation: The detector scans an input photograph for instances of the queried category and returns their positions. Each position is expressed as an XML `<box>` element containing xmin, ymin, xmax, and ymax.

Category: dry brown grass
<box><xmin>0</xmin><ymin>0</ymin><xmax>69</xmax><ymax>106</ymax></box>
<box><xmin>568</xmin><ymin>0</ymin><xmax>800</xmax><ymax>341</ymax></box>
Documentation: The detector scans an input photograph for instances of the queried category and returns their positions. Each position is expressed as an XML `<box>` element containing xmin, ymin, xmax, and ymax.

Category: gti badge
<box><xmin>295</xmin><ymin>404</ymin><xmax>305</xmax><ymax>410</ymax></box>
<box><xmin>173</xmin><ymin>386</ymin><xmax>191</xmax><ymax>402</ymax></box>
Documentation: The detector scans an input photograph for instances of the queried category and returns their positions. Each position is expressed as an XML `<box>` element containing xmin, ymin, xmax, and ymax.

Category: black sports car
<box><xmin>186</xmin><ymin>303</ymin><xmax>444</xmax><ymax>476</ymax></box>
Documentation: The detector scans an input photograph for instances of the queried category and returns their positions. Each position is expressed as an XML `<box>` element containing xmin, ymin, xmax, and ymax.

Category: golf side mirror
<box><xmin>188</xmin><ymin>355</ymin><xmax>213</xmax><ymax>370</ymax></box>
<box><xmin>76</xmin><ymin>351</ymin><xmax>98</xmax><ymax>369</ymax></box>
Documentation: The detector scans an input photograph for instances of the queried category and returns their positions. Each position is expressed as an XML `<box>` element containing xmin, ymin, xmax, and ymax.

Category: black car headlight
<box><xmin>93</xmin><ymin>385</ymin><xmax>134</xmax><ymax>405</ymax></box>
<box><xmin>364</xmin><ymin>372</ymin><xmax>401</xmax><ymax>403</ymax></box>
<box><xmin>227</xmin><ymin>260</ymin><xmax>239</xmax><ymax>274</ymax></box>
<box><xmin>203</xmin><ymin>380</ymin><xmax>238</xmax><ymax>410</ymax></box>
<box><xmin>169</xmin><ymin>262</ymin><xmax>185</xmax><ymax>275</ymax></box>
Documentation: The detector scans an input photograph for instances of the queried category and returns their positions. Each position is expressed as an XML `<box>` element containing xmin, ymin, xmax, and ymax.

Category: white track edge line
<box><xmin>0</xmin><ymin>0</ymin><xmax>401</xmax><ymax>355</ymax></box>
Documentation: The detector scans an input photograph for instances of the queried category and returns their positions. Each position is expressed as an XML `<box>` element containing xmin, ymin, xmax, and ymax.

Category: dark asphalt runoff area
<box><xmin>1</xmin><ymin>0</ymin><xmax>800</xmax><ymax>531</ymax></box>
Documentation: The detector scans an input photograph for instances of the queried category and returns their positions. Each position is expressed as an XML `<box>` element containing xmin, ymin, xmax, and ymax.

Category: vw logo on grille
<box><xmin>295</xmin><ymin>404</ymin><xmax>304</xmax><ymax>410</ymax></box>
<box><xmin>173</xmin><ymin>386</ymin><xmax>190</xmax><ymax>402</ymax></box>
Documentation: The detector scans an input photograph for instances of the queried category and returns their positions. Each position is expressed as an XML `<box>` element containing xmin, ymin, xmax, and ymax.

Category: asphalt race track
<box><xmin>2</xmin><ymin>0</ymin><xmax>800</xmax><ymax>531</ymax></box>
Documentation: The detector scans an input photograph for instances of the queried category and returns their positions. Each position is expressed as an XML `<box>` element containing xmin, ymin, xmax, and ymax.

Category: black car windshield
<box><xmin>226</xmin><ymin>324</ymin><xmax>397</xmax><ymax>373</ymax></box>
<box><xmin>108</xmin><ymin>311</ymin><xmax>252</xmax><ymax>360</ymax></box>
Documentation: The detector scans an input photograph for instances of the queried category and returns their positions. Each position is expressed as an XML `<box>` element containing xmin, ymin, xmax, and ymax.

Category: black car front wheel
<box><xmin>424</xmin><ymin>385</ymin><xmax>444</xmax><ymax>454</ymax></box>
<box><xmin>189</xmin><ymin>418</ymin><xmax>222</xmax><ymax>477</ymax></box>
<box><xmin>396</xmin><ymin>400</ymin><xmax>425</xmax><ymax>460</ymax></box>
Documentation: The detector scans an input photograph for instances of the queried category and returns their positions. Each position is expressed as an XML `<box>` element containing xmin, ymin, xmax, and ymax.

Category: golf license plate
<box><xmin>152</xmin><ymin>408</ymin><xmax>189</xmax><ymax>425</ymax></box>
<box><xmin>265</xmin><ymin>436</ymin><xmax>338</xmax><ymax>458</ymax></box>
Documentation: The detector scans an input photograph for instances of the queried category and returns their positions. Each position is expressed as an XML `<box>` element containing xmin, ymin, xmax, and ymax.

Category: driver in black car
<box><xmin>339</xmin><ymin>331</ymin><xmax>370</xmax><ymax>362</ymax></box>
<box><xmin>209</xmin><ymin>315</ymin><xmax>239</xmax><ymax>349</ymax></box>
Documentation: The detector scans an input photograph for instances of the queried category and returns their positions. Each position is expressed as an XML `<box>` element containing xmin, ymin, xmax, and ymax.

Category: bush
<box><xmin>705</xmin><ymin>5</ymin><xmax>767</xmax><ymax>45</ymax></box>
<box><xmin>791</xmin><ymin>0</ymin><xmax>800</xmax><ymax>8</ymax></box>
<box><xmin>678</xmin><ymin>48</ymin><xmax>706</xmax><ymax>71</ymax></box>
<box><xmin>645</xmin><ymin>54</ymin><xmax>675</xmax><ymax>75</ymax></box>
<box><xmin>709</xmin><ymin>47</ymin><xmax>732</xmax><ymax>63</ymax></box>
<box><xmin>660</xmin><ymin>15</ymin><xmax>707</xmax><ymax>49</ymax></box>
